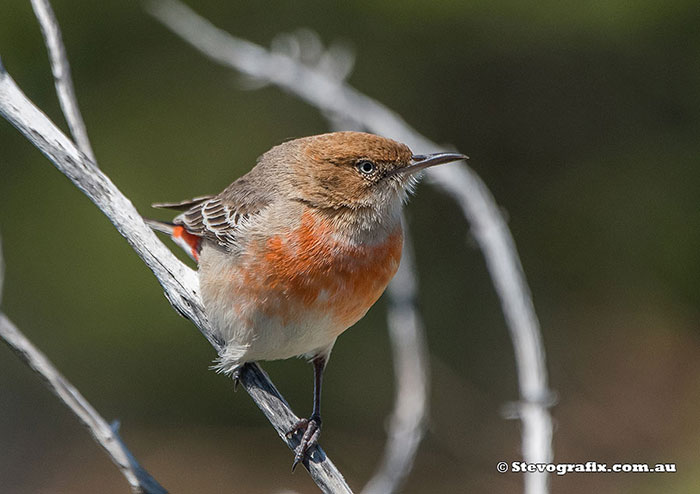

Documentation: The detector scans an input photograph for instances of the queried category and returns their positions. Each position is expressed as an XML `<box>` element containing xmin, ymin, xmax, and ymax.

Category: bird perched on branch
<box><xmin>147</xmin><ymin>131</ymin><xmax>466</xmax><ymax>469</ymax></box>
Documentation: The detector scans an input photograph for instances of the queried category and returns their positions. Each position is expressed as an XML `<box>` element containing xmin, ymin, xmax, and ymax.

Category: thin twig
<box><xmin>0</xmin><ymin>59</ymin><xmax>351</xmax><ymax>493</ymax></box>
<box><xmin>0</xmin><ymin>232</ymin><xmax>165</xmax><ymax>493</ymax></box>
<box><xmin>30</xmin><ymin>0</ymin><xmax>95</xmax><ymax>161</ymax></box>
<box><xmin>0</xmin><ymin>315</ymin><xmax>168</xmax><ymax>494</ymax></box>
<box><xmin>362</xmin><ymin>223</ymin><xmax>429</xmax><ymax>494</ymax></box>
<box><xmin>148</xmin><ymin>2</ymin><xmax>554</xmax><ymax>492</ymax></box>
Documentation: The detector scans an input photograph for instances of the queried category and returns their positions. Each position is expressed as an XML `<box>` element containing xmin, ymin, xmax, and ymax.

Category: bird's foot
<box><xmin>232</xmin><ymin>366</ymin><xmax>242</xmax><ymax>391</ymax></box>
<box><xmin>286</xmin><ymin>414</ymin><xmax>322</xmax><ymax>471</ymax></box>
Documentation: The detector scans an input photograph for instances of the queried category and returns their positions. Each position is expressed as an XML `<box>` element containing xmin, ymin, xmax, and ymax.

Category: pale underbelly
<box><xmin>199</xmin><ymin>215</ymin><xmax>403</xmax><ymax>365</ymax></box>
<box><xmin>206</xmin><ymin>266</ymin><xmax>395</xmax><ymax>362</ymax></box>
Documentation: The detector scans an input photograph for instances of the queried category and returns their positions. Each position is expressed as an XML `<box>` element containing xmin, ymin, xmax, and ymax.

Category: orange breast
<box><xmin>238</xmin><ymin>210</ymin><xmax>403</xmax><ymax>330</ymax></box>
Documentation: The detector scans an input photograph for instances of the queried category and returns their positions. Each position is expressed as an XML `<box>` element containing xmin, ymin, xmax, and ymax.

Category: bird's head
<box><xmin>261</xmin><ymin>132</ymin><xmax>466</xmax><ymax>217</ymax></box>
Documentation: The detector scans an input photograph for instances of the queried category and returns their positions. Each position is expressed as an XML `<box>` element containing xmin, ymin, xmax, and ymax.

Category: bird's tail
<box><xmin>145</xmin><ymin>218</ymin><xmax>201</xmax><ymax>262</ymax></box>
<box><xmin>144</xmin><ymin>218</ymin><xmax>176</xmax><ymax>235</ymax></box>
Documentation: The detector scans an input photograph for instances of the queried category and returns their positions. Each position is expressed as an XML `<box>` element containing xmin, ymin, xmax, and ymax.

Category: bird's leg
<box><xmin>287</xmin><ymin>355</ymin><xmax>326</xmax><ymax>471</ymax></box>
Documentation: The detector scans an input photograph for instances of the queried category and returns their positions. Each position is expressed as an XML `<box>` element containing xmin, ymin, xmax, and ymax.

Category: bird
<box><xmin>146</xmin><ymin>131</ymin><xmax>467</xmax><ymax>469</ymax></box>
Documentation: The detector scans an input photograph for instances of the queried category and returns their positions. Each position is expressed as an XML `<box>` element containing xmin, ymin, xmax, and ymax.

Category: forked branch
<box><xmin>30</xmin><ymin>0</ymin><xmax>95</xmax><ymax>161</ymax></box>
<box><xmin>0</xmin><ymin>12</ymin><xmax>350</xmax><ymax>492</ymax></box>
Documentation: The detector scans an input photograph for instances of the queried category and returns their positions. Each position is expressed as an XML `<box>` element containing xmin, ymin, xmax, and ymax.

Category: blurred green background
<box><xmin>2</xmin><ymin>0</ymin><xmax>700</xmax><ymax>492</ymax></box>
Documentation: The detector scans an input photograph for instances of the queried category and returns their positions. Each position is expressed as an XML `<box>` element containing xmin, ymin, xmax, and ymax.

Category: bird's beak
<box><xmin>390</xmin><ymin>152</ymin><xmax>469</xmax><ymax>176</ymax></box>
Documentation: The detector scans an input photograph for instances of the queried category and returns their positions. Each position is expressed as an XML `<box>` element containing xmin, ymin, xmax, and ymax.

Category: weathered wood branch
<box><xmin>30</xmin><ymin>0</ymin><xmax>95</xmax><ymax>161</ymax></box>
<box><xmin>0</xmin><ymin>52</ymin><xmax>351</xmax><ymax>494</ymax></box>
<box><xmin>0</xmin><ymin>234</ymin><xmax>165</xmax><ymax>493</ymax></box>
<box><xmin>362</xmin><ymin>224</ymin><xmax>429</xmax><ymax>494</ymax></box>
<box><xmin>0</xmin><ymin>314</ymin><xmax>168</xmax><ymax>494</ymax></box>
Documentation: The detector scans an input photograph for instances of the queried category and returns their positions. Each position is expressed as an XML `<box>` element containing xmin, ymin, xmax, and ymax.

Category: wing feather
<box><xmin>151</xmin><ymin>195</ymin><xmax>214</xmax><ymax>211</ymax></box>
<box><xmin>169</xmin><ymin>177</ymin><xmax>272</xmax><ymax>250</ymax></box>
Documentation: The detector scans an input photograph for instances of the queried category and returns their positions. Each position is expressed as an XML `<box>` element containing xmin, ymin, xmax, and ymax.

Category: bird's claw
<box><xmin>232</xmin><ymin>367</ymin><xmax>242</xmax><ymax>392</ymax></box>
<box><xmin>286</xmin><ymin>415</ymin><xmax>322</xmax><ymax>471</ymax></box>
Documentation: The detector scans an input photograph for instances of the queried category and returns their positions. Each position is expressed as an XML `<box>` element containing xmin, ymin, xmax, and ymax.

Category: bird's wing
<box><xmin>151</xmin><ymin>195</ymin><xmax>215</xmax><ymax>211</ymax></box>
<box><xmin>167</xmin><ymin>180</ymin><xmax>272</xmax><ymax>250</ymax></box>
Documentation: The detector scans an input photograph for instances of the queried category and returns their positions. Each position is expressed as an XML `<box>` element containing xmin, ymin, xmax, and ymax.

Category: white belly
<box><xmin>198</xmin><ymin>214</ymin><xmax>402</xmax><ymax>374</ymax></box>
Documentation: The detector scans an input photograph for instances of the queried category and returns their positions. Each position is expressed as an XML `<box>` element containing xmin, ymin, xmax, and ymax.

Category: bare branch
<box><xmin>30</xmin><ymin>0</ymin><xmax>95</xmax><ymax>161</ymax></box>
<box><xmin>0</xmin><ymin>315</ymin><xmax>167</xmax><ymax>494</ymax></box>
<box><xmin>362</xmin><ymin>223</ymin><xmax>429</xmax><ymax>494</ymax></box>
<box><xmin>0</xmin><ymin>232</ymin><xmax>165</xmax><ymax>493</ymax></box>
<box><xmin>0</xmin><ymin>58</ymin><xmax>351</xmax><ymax>494</ymax></box>
<box><xmin>0</xmin><ymin>59</ymin><xmax>207</xmax><ymax>339</ymax></box>
<box><xmin>240</xmin><ymin>363</ymin><xmax>353</xmax><ymax>493</ymax></box>
<box><xmin>147</xmin><ymin>2</ymin><xmax>554</xmax><ymax>492</ymax></box>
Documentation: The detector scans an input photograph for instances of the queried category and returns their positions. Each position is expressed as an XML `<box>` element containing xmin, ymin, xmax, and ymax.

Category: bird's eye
<box><xmin>357</xmin><ymin>160</ymin><xmax>376</xmax><ymax>175</ymax></box>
